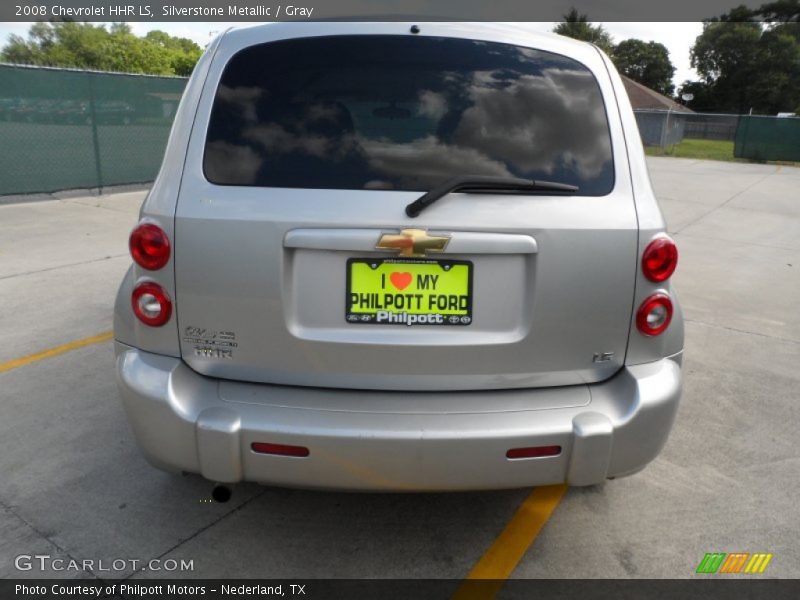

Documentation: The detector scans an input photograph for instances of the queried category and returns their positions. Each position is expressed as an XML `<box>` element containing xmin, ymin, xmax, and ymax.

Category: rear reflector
<box><xmin>251</xmin><ymin>442</ymin><xmax>310</xmax><ymax>457</ymax></box>
<box><xmin>506</xmin><ymin>445</ymin><xmax>562</xmax><ymax>459</ymax></box>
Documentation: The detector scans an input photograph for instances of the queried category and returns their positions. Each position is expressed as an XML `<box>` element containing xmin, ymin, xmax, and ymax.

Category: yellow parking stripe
<box><xmin>452</xmin><ymin>484</ymin><xmax>568</xmax><ymax>600</ymax></box>
<box><xmin>0</xmin><ymin>331</ymin><xmax>113</xmax><ymax>374</ymax></box>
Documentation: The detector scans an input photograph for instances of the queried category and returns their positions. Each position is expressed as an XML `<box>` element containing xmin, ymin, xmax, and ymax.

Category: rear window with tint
<box><xmin>204</xmin><ymin>35</ymin><xmax>614</xmax><ymax>194</ymax></box>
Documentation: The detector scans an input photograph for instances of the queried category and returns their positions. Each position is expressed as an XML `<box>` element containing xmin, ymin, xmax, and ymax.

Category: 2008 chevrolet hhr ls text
<box><xmin>114</xmin><ymin>23</ymin><xmax>683</xmax><ymax>491</ymax></box>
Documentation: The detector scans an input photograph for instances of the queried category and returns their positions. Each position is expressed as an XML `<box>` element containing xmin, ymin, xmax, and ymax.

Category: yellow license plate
<box><xmin>346</xmin><ymin>258</ymin><xmax>473</xmax><ymax>326</ymax></box>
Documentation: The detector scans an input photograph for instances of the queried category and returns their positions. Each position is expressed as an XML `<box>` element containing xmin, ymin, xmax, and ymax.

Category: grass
<box><xmin>645</xmin><ymin>138</ymin><xmax>800</xmax><ymax>166</ymax></box>
<box><xmin>645</xmin><ymin>138</ymin><xmax>738</xmax><ymax>162</ymax></box>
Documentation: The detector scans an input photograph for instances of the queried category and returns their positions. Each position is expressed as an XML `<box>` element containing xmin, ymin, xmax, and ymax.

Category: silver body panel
<box><xmin>113</xmin><ymin>23</ymin><xmax>684</xmax><ymax>490</ymax></box>
<box><xmin>172</xmin><ymin>23</ymin><xmax>639</xmax><ymax>391</ymax></box>
<box><xmin>116</xmin><ymin>343</ymin><xmax>682</xmax><ymax>491</ymax></box>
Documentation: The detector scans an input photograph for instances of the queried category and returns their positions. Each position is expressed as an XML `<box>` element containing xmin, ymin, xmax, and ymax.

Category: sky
<box><xmin>0</xmin><ymin>21</ymin><xmax>704</xmax><ymax>87</ymax></box>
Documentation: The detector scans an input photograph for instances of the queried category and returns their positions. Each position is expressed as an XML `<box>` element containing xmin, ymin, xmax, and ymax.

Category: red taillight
<box><xmin>506</xmin><ymin>445</ymin><xmax>562</xmax><ymax>459</ymax></box>
<box><xmin>641</xmin><ymin>236</ymin><xmax>678</xmax><ymax>282</ymax></box>
<box><xmin>130</xmin><ymin>223</ymin><xmax>170</xmax><ymax>270</ymax></box>
<box><xmin>131</xmin><ymin>282</ymin><xmax>172</xmax><ymax>327</ymax></box>
<box><xmin>636</xmin><ymin>293</ymin><xmax>673</xmax><ymax>336</ymax></box>
<box><xmin>251</xmin><ymin>442</ymin><xmax>310</xmax><ymax>457</ymax></box>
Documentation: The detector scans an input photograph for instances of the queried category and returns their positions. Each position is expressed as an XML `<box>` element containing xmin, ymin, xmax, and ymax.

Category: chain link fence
<box><xmin>634</xmin><ymin>109</ymin><xmax>741</xmax><ymax>147</ymax></box>
<box><xmin>0</xmin><ymin>63</ymin><xmax>187</xmax><ymax>196</ymax></box>
<box><xmin>632</xmin><ymin>110</ymin><xmax>688</xmax><ymax>147</ymax></box>
<box><xmin>683</xmin><ymin>112</ymin><xmax>741</xmax><ymax>141</ymax></box>
<box><xmin>633</xmin><ymin>108</ymin><xmax>800</xmax><ymax>162</ymax></box>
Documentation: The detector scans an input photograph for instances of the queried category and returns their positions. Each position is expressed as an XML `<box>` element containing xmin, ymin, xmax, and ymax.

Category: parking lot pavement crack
<box><xmin>117</xmin><ymin>488</ymin><xmax>269</xmax><ymax>582</ymax></box>
<box><xmin>673</xmin><ymin>167</ymin><xmax>781</xmax><ymax>234</ymax></box>
<box><xmin>0</xmin><ymin>498</ymin><xmax>97</xmax><ymax>579</ymax></box>
<box><xmin>64</xmin><ymin>198</ymin><xmax>138</xmax><ymax>214</ymax></box>
<box><xmin>684</xmin><ymin>318</ymin><xmax>800</xmax><ymax>346</ymax></box>
<box><xmin>0</xmin><ymin>254</ymin><xmax>128</xmax><ymax>281</ymax></box>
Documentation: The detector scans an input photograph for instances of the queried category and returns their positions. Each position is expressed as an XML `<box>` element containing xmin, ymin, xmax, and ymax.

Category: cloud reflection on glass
<box><xmin>204</xmin><ymin>36</ymin><xmax>614</xmax><ymax>195</ymax></box>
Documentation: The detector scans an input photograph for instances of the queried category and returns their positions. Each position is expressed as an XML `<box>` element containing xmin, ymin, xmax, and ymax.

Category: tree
<box><xmin>690</xmin><ymin>15</ymin><xmax>762</xmax><ymax>112</ymax></box>
<box><xmin>143</xmin><ymin>30</ymin><xmax>204</xmax><ymax>76</ymax></box>
<box><xmin>687</xmin><ymin>4</ymin><xmax>800</xmax><ymax>114</ymax></box>
<box><xmin>613</xmin><ymin>39</ymin><xmax>676</xmax><ymax>96</ymax></box>
<box><xmin>675</xmin><ymin>80</ymin><xmax>718</xmax><ymax>111</ymax></box>
<box><xmin>553</xmin><ymin>8</ymin><xmax>614</xmax><ymax>55</ymax></box>
<box><xmin>755</xmin><ymin>0</ymin><xmax>800</xmax><ymax>21</ymax></box>
<box><xmin>1</xmin><ymin>22</ymin><xmax>202</xmax><ymax>76</ymax></box>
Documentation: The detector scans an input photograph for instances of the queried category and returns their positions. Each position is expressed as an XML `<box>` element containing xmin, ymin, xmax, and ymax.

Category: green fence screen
<box><xmin>0</xmin><ymin>64</ymin><xmax>187</xmax><ymax>195</ymax></box>
<box><xmin>735</xmin><ymin>115</ymin><xmax>800</xmax><ymax>162</ymax></box>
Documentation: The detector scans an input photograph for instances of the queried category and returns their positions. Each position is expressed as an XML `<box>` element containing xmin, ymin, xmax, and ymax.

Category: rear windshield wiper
<box><xmin>405</xmin><ymin>176</ymin><xmax>579</xmax><ymax>218</ymax></box>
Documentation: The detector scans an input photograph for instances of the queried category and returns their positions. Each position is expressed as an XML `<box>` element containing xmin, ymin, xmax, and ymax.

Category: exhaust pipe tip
<box><xmin>211</xmin><ymin>484</ymin><xmax>232</xmax><ymax>503</ymax></box>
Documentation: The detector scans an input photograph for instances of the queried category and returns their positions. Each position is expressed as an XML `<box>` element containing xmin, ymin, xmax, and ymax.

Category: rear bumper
<box><xmin>115</xmin><ymin>343</ymin><xmax>682</xmax><ymax>491</ymax></box>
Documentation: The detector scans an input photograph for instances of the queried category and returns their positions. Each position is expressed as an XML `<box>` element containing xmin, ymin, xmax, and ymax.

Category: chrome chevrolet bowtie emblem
<box><xmin>376</xmin><ymin>229</ymin><xmax>451</xmax><ymax>257</ymax></box>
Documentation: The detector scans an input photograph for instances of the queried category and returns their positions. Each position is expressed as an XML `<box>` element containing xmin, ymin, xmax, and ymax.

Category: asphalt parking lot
<box><xmin>1</xmin><ymin>157</ymin><xmax>798</xmax><ymax>583</ymax></box>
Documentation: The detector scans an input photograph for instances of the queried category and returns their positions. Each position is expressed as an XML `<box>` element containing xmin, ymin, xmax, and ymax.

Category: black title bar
<box><xmin>2</xmin><ymin>0</ymin><xmax>769</xmax><ymax>23</ymax></box>
<box><xmin>5</xmin><ymin>579</ymin><xmax>800</xmax><ymax>600</ymax></box>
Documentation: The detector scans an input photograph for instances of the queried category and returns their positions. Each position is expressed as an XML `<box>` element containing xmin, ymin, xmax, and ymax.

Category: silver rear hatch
<box><xmin>174</xmin><ymin>29</ymin><xmax>637</xmax><ymax>391</ymax></box>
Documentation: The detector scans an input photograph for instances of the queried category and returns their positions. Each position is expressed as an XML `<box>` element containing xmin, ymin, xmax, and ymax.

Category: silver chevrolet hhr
<box><xmin>114</xmin><ymin>23</ymin><xmax>683</xmax><ymax>492</ymax></box>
